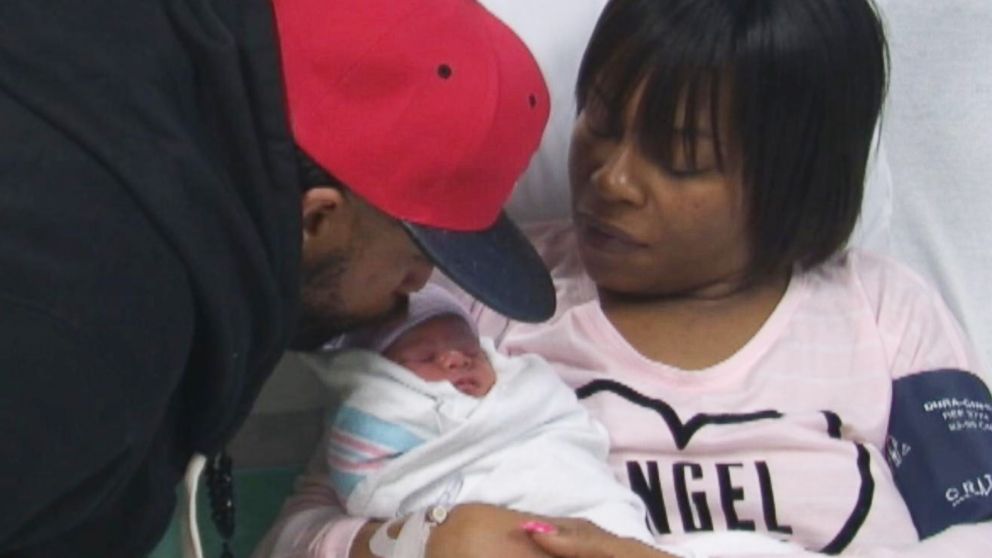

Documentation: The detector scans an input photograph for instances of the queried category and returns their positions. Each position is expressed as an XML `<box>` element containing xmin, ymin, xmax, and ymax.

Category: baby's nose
<box><xmin>439</xmin><ymin>349</ymin><xmax>469</xmax><ymax>369</ymax></box>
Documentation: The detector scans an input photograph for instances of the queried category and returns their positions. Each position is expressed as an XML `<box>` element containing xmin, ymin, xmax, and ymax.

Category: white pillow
<box><xmin>873</xmin><ymin>0</ymin><xmax>992</xmax><ymax>374</ymax></box>
<box><xmin>481</xmin><ymin>0</ymin><xmax>609</xmax><ymax>223</ymax></box>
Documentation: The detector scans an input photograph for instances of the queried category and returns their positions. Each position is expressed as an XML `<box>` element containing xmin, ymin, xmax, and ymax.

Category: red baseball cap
<box><xmin>272</xmin><ymin>0</ymin><xmax>555</xmax><ymax>322</ymax></box>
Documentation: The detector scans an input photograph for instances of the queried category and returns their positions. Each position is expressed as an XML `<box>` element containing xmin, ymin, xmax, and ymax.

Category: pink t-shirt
<box><xmin>464</xmin><ymin>222</ymin><xmax>992</xmax><ymax>556</ymax></box>
<box><xmin>255</xmin><ymin>222</ymin><xmax>992</xmax><ymax>558</ymax></box>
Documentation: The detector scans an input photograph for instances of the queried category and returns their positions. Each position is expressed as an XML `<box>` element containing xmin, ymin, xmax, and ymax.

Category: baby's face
<box><xmin>382</xmin><ymin>314</ymin><xmax>496</xmax><ymax>397</ymax></box>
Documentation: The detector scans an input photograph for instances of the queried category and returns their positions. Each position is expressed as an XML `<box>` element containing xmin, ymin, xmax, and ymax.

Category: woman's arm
<box><xmin>347</xmin><ymin>504</ymin><xmax>560</xmax><ymax>558</ymax></box>
<box><xmin>348</xmin><ymin>521</ymin><xmax>384</xmax><ymax>558</ymax></box>
<box><xmin>863</xmin><ymin>255</ymin><xmax>992</xmax><ymax>557</ymax></box>
<box><xmin>425</xmin><ymin>504</ymin><xmax>575</xmax><ymax>558</ymax></box>
<box><xmin>528</xmin><ymin>519</ymin><xmax>992</xmax><ymax>558</ymax></box>
<box><xmin>525</xmin><ymin>517</ymin><xmax>687</xmax><ymax>558</ymax></box>
<box><xmin>252</xmin><ymin>453</ymin><xmax>558</xmax><ymax>558</ymax></box>
<box><xmin>250</xmin><ymin>462</ymin><xmax>371</xmax><ymax>558</ymax></box>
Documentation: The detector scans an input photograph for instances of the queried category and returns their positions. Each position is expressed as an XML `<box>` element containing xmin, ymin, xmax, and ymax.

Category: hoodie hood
<box><xmin>0</xmin><ymin>0</ymin><xmax>299</xmax><ymax>553</ymax></box>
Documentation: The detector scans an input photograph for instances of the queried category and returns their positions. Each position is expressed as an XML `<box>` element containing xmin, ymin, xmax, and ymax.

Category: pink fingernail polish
<box><xmin>521</xmin><ymin>521</ymin><xmax>557</xmax><ymax>534</ymax></box>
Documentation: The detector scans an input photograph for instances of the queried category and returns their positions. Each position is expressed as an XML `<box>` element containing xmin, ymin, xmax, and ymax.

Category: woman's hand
<box><xmin>525</xmin><ymin>518</ymin><xmax>676</xmax><ymax>558</ymax></box>
<box><xmin>351</xmin><ymin>504</ymin><xmax>553</xmax><ymax>558</ymax></box>
<box><xmin>426</xmin><ymin>503</ymin><xmax>555</xmax><ymax>558</ymax></box>
<box><xmin>349</xmin><ymin>520</ymin><xmax>386</xmax><ymax>558</ymax></box>
<box><xmin>352</xmin><ymin>505</ymin><xmax>676</xmax><ymax>558</ymax></box>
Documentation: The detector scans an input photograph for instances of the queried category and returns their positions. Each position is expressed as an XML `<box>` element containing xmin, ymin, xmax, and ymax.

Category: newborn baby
<box><xmin>300</xmin><ymin>284</ymin><xmax>655</xmax><ymax>544</ymax></box>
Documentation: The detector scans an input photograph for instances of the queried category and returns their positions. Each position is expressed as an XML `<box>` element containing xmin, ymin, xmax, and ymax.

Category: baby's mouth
<box><xmin>453</xmin><ymin>378</ymin><xmax>479</xmax><ymax>395</ymax></box>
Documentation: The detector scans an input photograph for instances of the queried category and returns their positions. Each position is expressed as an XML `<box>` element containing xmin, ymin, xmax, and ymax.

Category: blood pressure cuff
<box><xmin>887</xmin><ymin>369</ymin><xmax>992</xmax><ymax>538</ymax></box>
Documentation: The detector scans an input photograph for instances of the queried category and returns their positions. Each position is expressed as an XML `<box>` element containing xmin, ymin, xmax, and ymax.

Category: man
<box><xmin>0</xmin><ymin>0</ymin><xmax>553</xmax><ymax>555</ymax></box>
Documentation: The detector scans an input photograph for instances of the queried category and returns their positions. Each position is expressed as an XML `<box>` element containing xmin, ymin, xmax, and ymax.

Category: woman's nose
<box><xmin>591</xmin><ymin>142</ymin><xmax>646</xmax><ymax>206</ymax></box>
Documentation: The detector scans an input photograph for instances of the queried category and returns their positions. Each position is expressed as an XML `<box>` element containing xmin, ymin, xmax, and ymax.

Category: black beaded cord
<box><xmin>205</xmin><ymin>449</ymin><xmax>236</xmax><ymax>558</ymax></box>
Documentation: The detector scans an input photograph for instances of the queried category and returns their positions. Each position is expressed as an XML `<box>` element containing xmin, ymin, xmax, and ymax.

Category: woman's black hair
<box><xmin>576</xmin><ymin>0</ymin><xmax>888</xmax><ymax>277</ymax></box>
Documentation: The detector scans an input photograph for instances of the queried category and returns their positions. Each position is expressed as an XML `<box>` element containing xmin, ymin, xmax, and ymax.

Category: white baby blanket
<box><xmin>303</xmin><ymin>339</ymin><xmax>653</xmax><ymax>543</ymax></box>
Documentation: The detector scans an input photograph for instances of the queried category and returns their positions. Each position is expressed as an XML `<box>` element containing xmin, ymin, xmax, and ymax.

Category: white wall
<box><xmin>875</xmin><ymin>0</ymin><xmax>992</xmax><ymax>376</ymax></box>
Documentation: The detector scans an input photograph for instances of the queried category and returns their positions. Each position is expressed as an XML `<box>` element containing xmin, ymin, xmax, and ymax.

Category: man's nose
<box><xmin>396</xmin><ymin>258</ymin><xmax>434</xmax><ymax>296</ymax></box>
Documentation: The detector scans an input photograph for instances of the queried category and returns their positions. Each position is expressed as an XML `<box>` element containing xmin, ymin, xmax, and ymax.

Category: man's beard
<box><xmin>290</xmin><ymin>252</ymin><xmax>407</xmax><ymax>350</ymax></box>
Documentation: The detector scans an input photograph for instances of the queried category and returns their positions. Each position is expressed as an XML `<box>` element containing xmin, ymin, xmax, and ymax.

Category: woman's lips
<box><xmin>576</xmin><ymin>214</ymin><xmax>647</xmax><ymax>254</ymax></box>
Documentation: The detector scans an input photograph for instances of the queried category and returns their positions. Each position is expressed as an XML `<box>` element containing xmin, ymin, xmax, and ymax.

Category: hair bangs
<box><xmin>577</xmin><ymin>0</ymin><xmax>736</xmax><ymax>173</ymax></box>
<box><xmin>636</xmin><ymin>65</ymin><xmax>730</xmax><ymax>174</ymax></box>
<box><xmin>575</xmin><ymin>5</ymin><xmax>655</xmax><ymax>137</ymax></box>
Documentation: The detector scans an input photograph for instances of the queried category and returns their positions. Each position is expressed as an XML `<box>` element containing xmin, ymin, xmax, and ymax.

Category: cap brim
<box><xmin>402</xmin><ymin>213</ymin><xmax>555</xmax><ymax>323</ymax></box>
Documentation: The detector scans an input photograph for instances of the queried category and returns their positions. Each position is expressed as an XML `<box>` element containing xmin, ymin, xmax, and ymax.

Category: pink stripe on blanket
<box><xmin>326</xmin><ymin>453</ymin><xmax>385</xmax><ymax>473</ymax></box>
<box><xmin>328</xmin><ymin>429</ymin><xmax>394</xmax><ymax>458</ymax></box>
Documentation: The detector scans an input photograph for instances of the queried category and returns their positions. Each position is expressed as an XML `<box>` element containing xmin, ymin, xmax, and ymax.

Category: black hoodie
<box><xmin>0</xmin><ymin>0</ymin><xmax>300</xmax><ymax>555</ymax></box>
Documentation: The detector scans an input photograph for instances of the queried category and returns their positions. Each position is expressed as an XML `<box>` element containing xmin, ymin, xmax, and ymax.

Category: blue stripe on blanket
<box><xmin>329</xmin><ymin>469</ymin><xmax>365</xmax><ymax>501</ymax></box>
<box><xmin>331</xmin><ymin>406</ymin><xmax>426</xmax><ymax>455</ymax></box>
<box><xmin>325</xmin><ymin>406</ymin><xmax>427</xmax><ymax>500</ymax></box>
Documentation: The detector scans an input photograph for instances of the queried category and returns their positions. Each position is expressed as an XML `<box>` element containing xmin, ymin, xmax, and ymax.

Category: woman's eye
<box><xmin>585</xmin><ymin>114</ymin><xmax>620</xmax><ymax>139</ymax></box>
<box><xmin>580</xmin><ymin>100</ymin><xmax>620</xmax><ymax>139</ymax></box>
<box><xmin>656</xmin><ymin>147</ymin><xmax>720</xmax><ymax>179</ymax></box>
<box><xmin>662</xmin><ymin>166</ymin><xmax>707</xmax><ymax>179</ymax></box>
<box><xmin>587</xmin><ymin>122</ymin><xmax>617</xmax><ymax>139</ymax></box>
